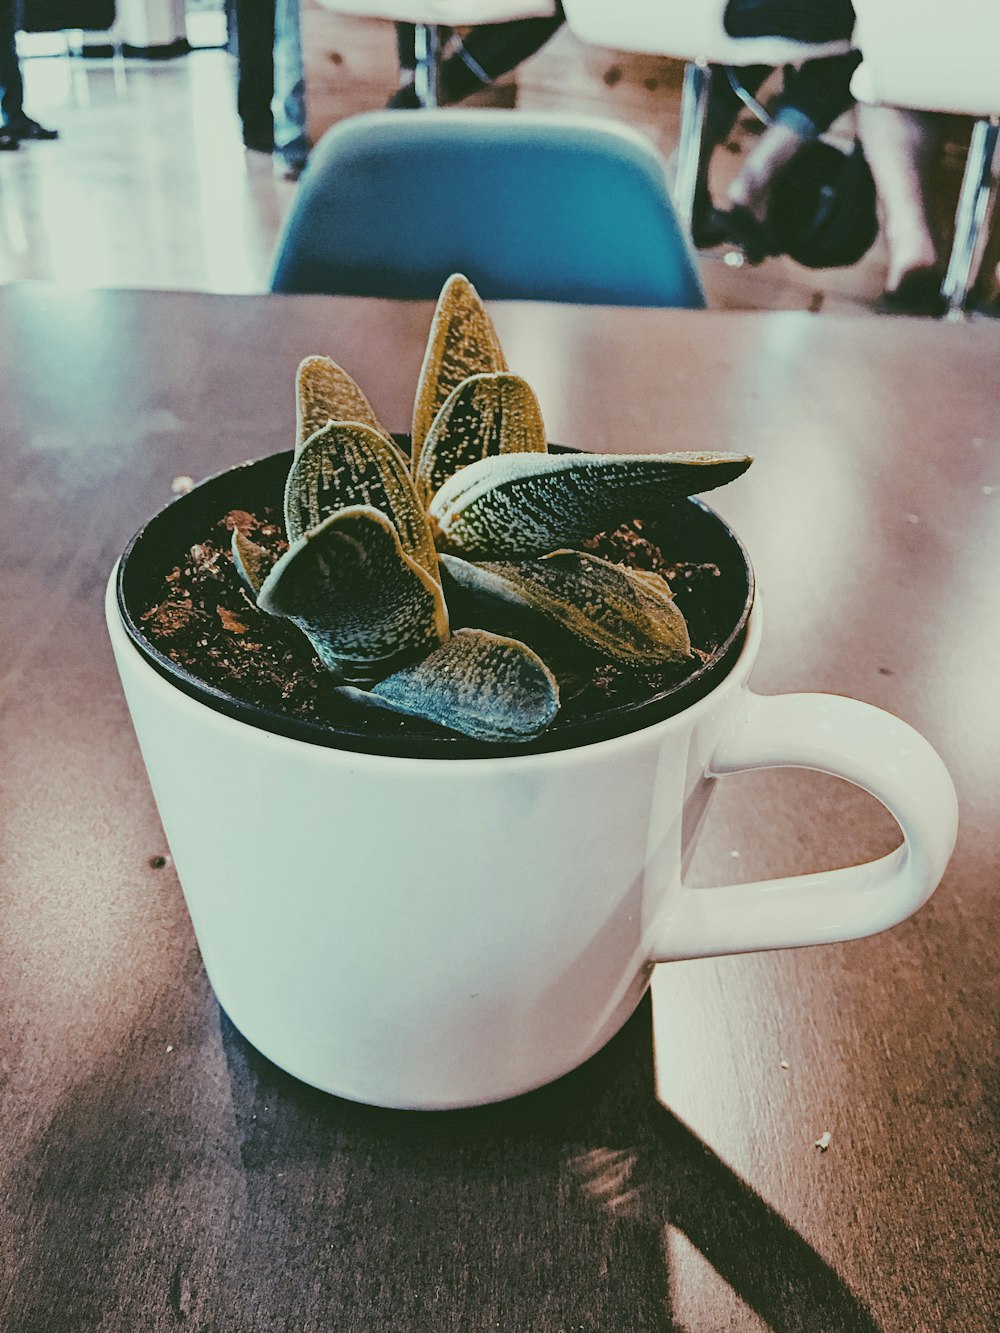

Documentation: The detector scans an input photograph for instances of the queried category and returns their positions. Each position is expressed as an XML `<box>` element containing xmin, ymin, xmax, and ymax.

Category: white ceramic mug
<box><xmin>106</xmin><ymin>575</ymin><xmax>957</xmax><ymax>1110</ymax></box>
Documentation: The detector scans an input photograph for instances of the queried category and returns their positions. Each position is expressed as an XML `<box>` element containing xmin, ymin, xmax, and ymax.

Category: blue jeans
<box><xmin>272</xmin><ymin>0</ymin><xmax>308</xmax><ymax>167</ymax></box>
<box><xmin>231</xmin><ymin>0</ymin><xmax>308</xmax><ymax>166</ymax></box>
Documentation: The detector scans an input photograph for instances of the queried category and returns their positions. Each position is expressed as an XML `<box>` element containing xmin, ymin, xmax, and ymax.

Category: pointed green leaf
<box><xmin>440</xmin><ymin>551</ymin><xmax>692</xmax><ymax>666</ymax></box>
<box><xmin>257</xmin><ymin>506</ymin><xmax>449</xmax><ymax>683</ymax></box>
<box><xmin>429</xmin><ymin>451</ymin><xmax>753</xmax><ymax>559</ymax></box>
<box><xmin>284</xmin><ymin>421</ymin><xmax>438</xmax><ymax>578</ymax></box>
<box><xmin>355</xmin><ymin>628</ymin><xmax>559</xmax><ymax>743</ymax></box>
<box><xmin>413</xmin><ymin>372</ymin><xmax>547</xmax><ymax>510</ymax></box>
<box><xmin>230</xmin><ymin>527</ymin><xmax>274</xmax><ymax>595</ymax></box>
<box><xmin>295</xmin><ymin>356</ymin><xmax>395</xmax><ymax>453</ymax></box>
<box><xmin>412</xmin><ymin>274</ymin><xmax>508</xmax><ymax>460</ymax></box>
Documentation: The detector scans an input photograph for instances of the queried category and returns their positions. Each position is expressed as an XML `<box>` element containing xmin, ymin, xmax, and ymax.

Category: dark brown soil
<box><xmin>140</xmin><ymin>506</ymin><xmax>724</xmax><ymax>736</ymax></box>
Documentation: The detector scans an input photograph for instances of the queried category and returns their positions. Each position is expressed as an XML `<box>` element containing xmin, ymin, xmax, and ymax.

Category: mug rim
<box><xmin>114</xmin><ymin>447</ymin><xmax>755</xmax><ymax>760</ymax></box>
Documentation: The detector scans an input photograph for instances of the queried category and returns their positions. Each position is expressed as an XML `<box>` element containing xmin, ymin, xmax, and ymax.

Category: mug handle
<box><xmin>651</xmin><ymin>691</ymin><xmax>959</xmax><ymax>961</ymax></box>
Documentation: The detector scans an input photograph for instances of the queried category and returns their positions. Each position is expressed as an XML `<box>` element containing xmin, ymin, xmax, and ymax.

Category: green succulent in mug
<box><xmin>232</xmin><ymin>274</ymin><xmax>752</xmax><ymax>743</ymax></box>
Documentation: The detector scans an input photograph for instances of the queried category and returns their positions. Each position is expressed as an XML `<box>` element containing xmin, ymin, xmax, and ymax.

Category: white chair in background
<box><xmin>561</xmin><ymin>0</ymin><xmax>853</xmax><ymax>228</ymax></box>
<box><xmin>315</xmin><ymin>1</ymin><xmax>558</xmax><ymax>107</ymax></box>
<box><xmin>849</xmin><ymin>0</ymin><xmax>1000</xmax><ymax>314</ymax></box>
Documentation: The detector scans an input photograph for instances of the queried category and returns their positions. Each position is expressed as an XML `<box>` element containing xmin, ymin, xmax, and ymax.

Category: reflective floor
<box><xmin>1</xmin><ymin>44</ymin><xmax>294</xmax><ymax>293</ymax></box>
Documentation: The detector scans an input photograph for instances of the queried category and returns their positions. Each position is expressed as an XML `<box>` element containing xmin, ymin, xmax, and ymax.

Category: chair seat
<box><xmin>562</xmin><ymin>0</ymin><xmax>853</xmax><ymax>70</ymax></box>
<box><xmin>315</xmin><ymin>1</ymin><xmax>558</xmax><ymax>23</ymax></box>
<box><xmin>850</xmin><ymin>0</ymin><xmax>999</xmax><ymax>118</ymax></box>
<box><xmin>850</xmin><ymin>62</ymin><xmax>1000</xmax><ymax>119</ymax></box>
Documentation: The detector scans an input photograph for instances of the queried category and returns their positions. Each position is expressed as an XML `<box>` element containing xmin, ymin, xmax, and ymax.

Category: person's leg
<box><xmin>443</xmin><ymin>5</ymin><xmax>564</xmax><ymax>100</ymax></box>
<box><xmin>0</xmin><ymin>0</ymin><xmax>56</xmax><ymax>139</ymax></box>
<box><xmin>857</xmin><ymin>103</ymin><xmax>942</xmax><ymax>302</ymax></box>
<box><xmin>272</xmin><ymin>0</ymin><xmax>309</xmax><ymax>177</ymax></box>
<box><xmin>725</xmin><ymin>51</ymin><xmax>860</xmax><ymax>219</ymax></box>
<box><xmin>689</xmin><ymin>64</ymin><xmax>771</xmax><ymax>245</ymax></box>
<box><xmin>702</xmin><ymin>65</ymin><xmax>772</xmax><ymax>151</ymax></box>
<box><xmin>390</xmin><ymin>7</ymin><xmax>564</xmax><ymax>108</ymax></box>
<box><xmin>235</xmin><ymin>0</ymin><xmax>275</xmax><ymax>151</ymax></box>
<box><xmin>395</xmin><ymin>21</ymin><xmax>416</xmax><ymax>76</ymax></box>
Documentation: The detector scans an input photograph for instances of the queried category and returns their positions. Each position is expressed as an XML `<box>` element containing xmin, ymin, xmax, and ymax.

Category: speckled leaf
<box><xmin>284</xmin><ymin>421</ymin><xmax>438</xmax><ymax>578</ymax></box>
<box><xmin>411</xmin><ymin>274</ymin><xmax>508</xmax><ymax>461</ymax></box>
<box><xmin>440</xmin><ymin>551</ymin><xmax>692</xmax><ymax>666</ymax></box>
<box><xmin>230</xmin><ymin>528</ymin><xmax>274</xmax><ymax>595</ymax></box>
<box><xmin>354</xmin><ymin>627</ymin><xmax>559</xmax><ymax>742</ymax></box>
<box><xmin>430</xmin><ymin>451</ymin><xmax>753</xmax><ymax>559</ymax></box>
<box><xmin>257</xmin><ymin>505</ymin><xmax>448</xmax><ymax>683</ymax></box>
<box><xmin>295</xmin><ymin>356</ymin><xmax>394</xmax><ymax>453</ymax></box>
<box><xmin>413</xmin><ymin>372</ymin><xmax>547</xmax><ymax>509</ymax></box>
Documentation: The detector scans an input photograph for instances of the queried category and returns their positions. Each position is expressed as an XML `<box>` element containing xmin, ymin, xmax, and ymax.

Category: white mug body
<box><xmin>108</xmin><ymin>572</ymin><xmax>751</xmax><ymax>1108</ymax></box>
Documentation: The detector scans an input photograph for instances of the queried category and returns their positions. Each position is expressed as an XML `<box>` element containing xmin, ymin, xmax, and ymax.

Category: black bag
<box><xmin>766</xmin><ymin>138</ymin><xmax>880</xmax><ymax>270</ymax></box>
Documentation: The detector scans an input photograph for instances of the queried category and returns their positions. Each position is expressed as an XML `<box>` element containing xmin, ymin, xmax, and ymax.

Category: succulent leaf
<box><xmin>358</xmin><ymin>628</ymin><xmax>559</xmax><ymax>743</ymax></box>
<box><xmin>411</xmin><ymin>274</ymin><xmax>508</xmax><ymax>461</ymax></box>
<box><xmin>285</xmin><ymin>421</ymin><xmax>438</xmax><ymax>578</ymax></box>
<box><xmin>295</xmin><ymin>356</ymin><xmax>394</xmax><ymax>454</ymax></box>
<box><xmin>413</xmin><ymin>372</ymin><xmax>548</xmax><ymax>510</ymax></box>
<box><xmin>429</xmin><ymin>451</ymin><xmax>753</xmax><ymax>559</ymax></box>
<box><xmin>257</xmin><ymin>505</ymin><xmax>448</xmax><ymax>683</ymax></box>
<box><xmin>230</xmin><ymin>528</ymin><xmax>274</xmax><ymax>595</ymax></box>
<box><xmin>440</xmin><ymin>551</ymin><xmax>692</xmax><ymax>666</ymax></box>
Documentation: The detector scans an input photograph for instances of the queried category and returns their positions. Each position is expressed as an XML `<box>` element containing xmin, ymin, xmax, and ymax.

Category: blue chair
<box><xmin>269</xmin><ymin>110</ymin><xmax>706</xmax><ymax>308</ymax></box>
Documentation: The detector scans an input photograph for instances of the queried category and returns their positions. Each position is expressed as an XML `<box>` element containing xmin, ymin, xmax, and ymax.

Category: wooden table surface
<box><xmin>1</xmin><ymin>287</ymin><xmax>997</xmax><ymax>1333</ymax></box>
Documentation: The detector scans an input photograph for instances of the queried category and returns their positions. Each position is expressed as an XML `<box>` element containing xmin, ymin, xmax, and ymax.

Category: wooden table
<box><xmin>2</xmin><ymin>287</ymin><xmax>997</xmax><ymax>1333</ymax></box>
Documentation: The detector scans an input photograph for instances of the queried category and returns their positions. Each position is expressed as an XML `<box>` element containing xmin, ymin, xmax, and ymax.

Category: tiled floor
<box><xmin>1</xmin><ymin>8</ymin><xmax>995</xmax><ymax>314</ymax></box>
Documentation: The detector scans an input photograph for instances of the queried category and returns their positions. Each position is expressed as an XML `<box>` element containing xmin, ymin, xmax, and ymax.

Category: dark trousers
<box><xmin>724</xmin><ymin>0</ymin><xmax>856</xmax><ymax>43</ymax></box>
<box><xmin>706</xmin><ymin>50</ymin><xmax>862</xmax><ymax>146</ymax></box>
<box><xmin>396</xmin><ymin>5</ymin><xmax>564</xmax><ymax>93</ymax></box>
<box><xmin>0</xmin><ymin>0</ymin><xmax>25</xmax><ymax>127</ymax></box>
<box><xmin>710</xmin><ymin>0</ymin><xmax>859</xmax><ymax>144</ymax></box>
<box><xmin>231</xmin><ymin>0</ymin><xmax>275</xmax><ymax>144</ymax></box>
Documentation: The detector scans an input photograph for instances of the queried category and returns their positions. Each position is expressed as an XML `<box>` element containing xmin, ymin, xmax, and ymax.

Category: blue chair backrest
<box><xmin>270</xmin><ymin>110</ymin><xmax>706</xmax><ymax>308</ymax></box>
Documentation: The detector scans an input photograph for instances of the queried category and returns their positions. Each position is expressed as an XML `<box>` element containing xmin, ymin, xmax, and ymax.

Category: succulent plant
<box><xmin>231</xmin><ymin>274</ymin><xmax>751</xmax><ymax>743</ymax></box>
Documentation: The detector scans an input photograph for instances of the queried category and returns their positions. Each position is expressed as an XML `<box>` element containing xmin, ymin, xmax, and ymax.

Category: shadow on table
<box><xmin>219</xmin><ymin>1000</ymin><xmax>882</xmax><ymax>1333</ymax></box>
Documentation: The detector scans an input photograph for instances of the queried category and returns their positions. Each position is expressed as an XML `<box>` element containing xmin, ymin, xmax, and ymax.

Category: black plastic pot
<box><xmin>117</xmin><ymin>445</ymin><xmax>754</xmax><ymax>759</ymax></box>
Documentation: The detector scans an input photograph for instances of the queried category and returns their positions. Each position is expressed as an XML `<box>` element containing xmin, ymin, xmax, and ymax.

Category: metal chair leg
<box><xmin>942</xmin><ymin>117</ymin><xmax>999</xmax><ymax>315</ymax></box>
<box><xmin>674</xmin><ymin>60</ymin><xmax>712</xmax><ymax>232</ymax></box>
<box><xmin>413</xmin><ymin>23</ymin><xmax>442</xmax><ymax>109</ymax></box>
<box><xmin>112</xmin><ymin>40</ymin><xmax>128</xmax><ymax>98</ymax></box>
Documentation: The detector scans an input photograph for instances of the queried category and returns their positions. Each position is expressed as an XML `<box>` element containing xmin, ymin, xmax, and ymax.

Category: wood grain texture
<box><xmin>1</xmin><ymin>289</ymin><xmax>997</xmax><ymax>1332</ymax></box>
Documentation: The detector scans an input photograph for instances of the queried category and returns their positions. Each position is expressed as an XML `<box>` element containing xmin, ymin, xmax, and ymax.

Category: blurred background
<box><xmin>2</xmin><ymin>0</ymin><xmax>997</xmax><ymax>313</ymax></box>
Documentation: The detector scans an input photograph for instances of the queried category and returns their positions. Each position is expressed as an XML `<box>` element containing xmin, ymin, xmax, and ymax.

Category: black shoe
<box><xmin>874</xmin><ymin>268</ymin><xmax>946</xmax><ymax>318</ymax></box>
<box><xmin>386</xmin><ymin>82</ymin><xmax>421</xmax><ymax>110</ymax></box>
<box><xmin>691</xmin><ymin>202</ymin><xmax>734</xmax><ymax>250</ymax></box>
<box><xmin>9</xmin><ymin>117</ymin><xmax>58</xmax><ymax>142</ymax></box>
<box><xmin>0</xmin><ymin>129</ymin><xmax>20</xmax><ymax>152</ymax></box>
<box><xmin>698</xmin><ymin>205</ymin><xmax>773</xmax><ymax>265</ymax></box>
<box><xmin>720</xmin><ymin>205</ymin><xmax>784</xmax><ymax>265</ymax></box>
